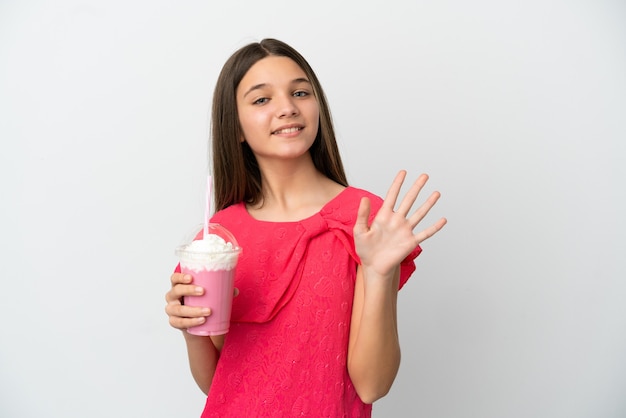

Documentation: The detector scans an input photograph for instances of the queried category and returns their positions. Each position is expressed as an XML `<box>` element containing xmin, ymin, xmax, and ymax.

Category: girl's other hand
<box><xmin>165</xmin><ymin>273</ymin><xmax>210</xmax><ymax>331</ymax></box>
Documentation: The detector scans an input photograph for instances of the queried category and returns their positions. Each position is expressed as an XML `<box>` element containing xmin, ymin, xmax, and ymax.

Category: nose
<box><xmin>276</xmin><ymin>94</ymin><xmax>299</xmax><ymax>118</ymax></box>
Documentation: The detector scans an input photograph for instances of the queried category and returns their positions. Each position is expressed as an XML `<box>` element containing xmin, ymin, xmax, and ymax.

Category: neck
<box><xmin>249</xmin><ymin>154</ymin><xmax>345</xmax><ymax>221</ymax></box>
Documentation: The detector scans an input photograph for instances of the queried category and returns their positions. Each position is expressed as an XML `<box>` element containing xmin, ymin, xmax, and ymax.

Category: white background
<box><xmin>1</xmin><ymin>1</ymin><xmax>625</xmax><ymax>417</ymax></box>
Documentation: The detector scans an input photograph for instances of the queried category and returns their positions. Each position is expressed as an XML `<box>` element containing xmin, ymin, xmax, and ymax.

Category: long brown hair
<box><xmin>211</xmin><ymin>38</ymin><xmax>348</xmax><ymax>212</ymax></box>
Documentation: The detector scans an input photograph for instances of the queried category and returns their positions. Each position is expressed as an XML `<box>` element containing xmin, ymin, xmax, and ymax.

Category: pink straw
<box><xmin>203</xmin><ymin>174</ymin><xmax>212</xmax><ymax>239</ymax></box>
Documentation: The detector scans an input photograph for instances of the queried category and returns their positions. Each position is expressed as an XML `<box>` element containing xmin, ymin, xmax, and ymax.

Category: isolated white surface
<box><xmin>1</xmin><ymin>1</ymin><xmax>625</xmax><ymax>417</ymax></box>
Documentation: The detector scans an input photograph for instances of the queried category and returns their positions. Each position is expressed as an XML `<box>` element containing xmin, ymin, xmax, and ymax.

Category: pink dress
<box><xmin>200</xmin><ymin>187</ymin><xmax>421</xmax><ymax>417</ymax></box>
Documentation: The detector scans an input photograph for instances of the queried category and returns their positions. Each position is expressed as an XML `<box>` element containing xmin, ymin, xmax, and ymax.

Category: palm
<box><xmin>354</xmin><ymin>171</ymin><xmax>447</xmax><ymax>277</ymax></box>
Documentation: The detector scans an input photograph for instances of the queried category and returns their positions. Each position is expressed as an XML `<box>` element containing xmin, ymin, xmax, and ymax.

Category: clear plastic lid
<box><xmin>177</xmin><ymin>223</ymin><xmax>240</xmax><ymax>252</ymax></box>
<box><xmin>175</xmin><ymin>223</ymin><xmax>241</xmax><ymax>271</ymax></box>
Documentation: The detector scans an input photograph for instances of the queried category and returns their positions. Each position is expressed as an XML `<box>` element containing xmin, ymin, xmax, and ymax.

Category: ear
<box><xmin>239</xmin><ymin>135</ymin><xmax>246</xmax><ymax>143</ymax></box>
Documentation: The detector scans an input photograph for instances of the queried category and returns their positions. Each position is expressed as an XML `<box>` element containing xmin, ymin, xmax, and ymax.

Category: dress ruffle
<box><xmin>209</xmin><ymin>187</ymin><xmax>421</xmax><ymax>324</ymax></box>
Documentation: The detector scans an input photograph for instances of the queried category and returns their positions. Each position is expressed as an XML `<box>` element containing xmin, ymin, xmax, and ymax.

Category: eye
<box><xmin>293</xmin><ymin>90</ymin><xmax>309</xmax><ymax>98</ymax></box>
<box><xmin>252</xmin><ymin>97</ymin><xmax>269</xmax><ymax>105</ymax></box>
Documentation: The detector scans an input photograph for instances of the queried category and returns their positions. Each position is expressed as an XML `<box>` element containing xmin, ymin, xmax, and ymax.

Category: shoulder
<box><xmin>320</xmin><ymin>186</ymin><xmax>384</xmax><ymax>225</ymax></box>
<box><xmin>210</xmin><ymin>202</ymin><xmax>247</xmax><ymax>225</ymax></box>
<box><xmin>343</xmin><ymin>186</ymin><xmax>383</xmax><ymax>203</ymax></box>
<box><xmin>338</xmin><ymin>186</ymin><xmax>384</xmax><ymax>211</ymax></box>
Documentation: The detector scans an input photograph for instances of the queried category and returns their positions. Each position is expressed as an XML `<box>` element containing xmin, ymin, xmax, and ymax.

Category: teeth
<box><xmin>274</xmin><ymin>127</ymin><xmax>301</xmax><ymax>134</ymax></box>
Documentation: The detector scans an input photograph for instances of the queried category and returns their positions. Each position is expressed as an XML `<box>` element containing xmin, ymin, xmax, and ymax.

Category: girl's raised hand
<box><xmin>353</xmin><ymin>170</ymin><xmax>447</xmax><ymax>278</ymax></box>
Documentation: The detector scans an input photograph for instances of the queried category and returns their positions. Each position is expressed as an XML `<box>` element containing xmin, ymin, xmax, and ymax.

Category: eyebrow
<box><xmin>242</xmin><ymin>77</ymin><xmax>311</xmax><ymax>98</ymax></box>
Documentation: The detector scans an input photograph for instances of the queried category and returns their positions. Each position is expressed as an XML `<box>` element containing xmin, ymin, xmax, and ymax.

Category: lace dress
<box><xmin>199</xmin><ymin>187</ymin><xmax>421</xmax><ymax>418</ymax></box>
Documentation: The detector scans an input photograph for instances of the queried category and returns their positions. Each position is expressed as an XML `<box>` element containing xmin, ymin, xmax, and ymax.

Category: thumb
<box><xmin>354</xmin><ymin>197</ymin><xmax>371</xmax><ymax>236</ymax></box>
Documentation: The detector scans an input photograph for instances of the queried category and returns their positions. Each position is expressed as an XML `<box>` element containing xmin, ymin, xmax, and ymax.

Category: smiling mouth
<box><xmin>272</xmin><ymin>127</ymin><xmax>303</xmax><ymax>135</ymax></box>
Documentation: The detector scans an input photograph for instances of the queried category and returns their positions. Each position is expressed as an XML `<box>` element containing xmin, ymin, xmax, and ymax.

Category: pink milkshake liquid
<box><xmin>176</xmin><ymin>224</ymin><xmax>241</xmax><ymax>336</ymax></box>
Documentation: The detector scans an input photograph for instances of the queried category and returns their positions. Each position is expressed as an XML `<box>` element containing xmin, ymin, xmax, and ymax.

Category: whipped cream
<box><xmin>177</xmin><ymin>234</ymin><xmax>240</xmax><ymax>272</ymax></box>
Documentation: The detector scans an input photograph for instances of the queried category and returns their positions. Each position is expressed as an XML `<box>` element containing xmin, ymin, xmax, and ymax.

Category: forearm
<box><xmin>348</xmin><ymin>265</ymin><xmax>401</xmax><ymax>404</ymax></box>
<box><xmin>183</xmin><ymin>331</ymin><xmax>221</xmax><ymax>395</ymax></box>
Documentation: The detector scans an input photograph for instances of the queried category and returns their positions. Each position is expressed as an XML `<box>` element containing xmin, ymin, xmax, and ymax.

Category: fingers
<box><xmin>165</xmin><ymin>272</ymin><xmax>211</xmax><ymax>330</ymax></box>
<box><xmin>354</xmin><ymin>196</ymin><xmax>372</xmax><ymax>235</ymax></box>
<box><xmin>396</xmin><ymin>173</ymin><xmax>428</xmax><ymax>217</ymax></box>
<box><xmin>381</xmin><ymin>170</ymin><xmax>407</xmax><ymax>211</ymax></box>
<box><xmin>384</xmin><ymin>171</ymin><xmax>447</xmax><ymax>243</ymax></box>
<box><xmin>166</xmin><ymin>273</ymin><xmax>200</xmax><ymax>302</ymax></box>
<box><xmin>165</xmin><ymin>283</ymin><xmax>204</xmax><ymax>303</ymax></box>
<box><xmin>165</xmin><ymin>296</ymin><xmax>211</xmax><ymax>330</ymax></box>
<box><xmin>415</xmin><ymin>217</ymin><xmax>447</xmax><ymax>244</ymax></box>
<box><xmin>169</xmin><ymin>272</ymin><xmax>191</xmax><ymax>288</ymax></box>
<box><xmin>167</xmin><ymin>308</ymin><xmax>209</xmax><ymax>330</ymax></box>
<box><xmin>408</xmin><ymin>189</ymin><xmax>441</xmax><ymax>228</ymax></box>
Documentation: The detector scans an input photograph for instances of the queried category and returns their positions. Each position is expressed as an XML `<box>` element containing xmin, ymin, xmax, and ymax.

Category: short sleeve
<box><xmin>399</xmin><ymin>245</ymin><xmax>421</xmax><ymax>290</ymax></box>
<box><xmin>321</xmin><ymin>187</ymin><xmax>422</xmax><ymax>290</ymax></box>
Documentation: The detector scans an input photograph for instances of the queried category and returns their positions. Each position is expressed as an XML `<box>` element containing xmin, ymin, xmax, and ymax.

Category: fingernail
<box><xmin>183</xmin><ymin>275</ymin><xmax>192</xmax><ymax>282</ymax></box>
<box><xmin>201</xmin><ymin>308</ymin><xmax>211</xmax><ymax>315</ymax></box>
<box><xmin>195</xmin><ymin>286</ymin><xmax>203</xmax><ymax>294</ymax></box>
<box><xmin>196</xmin><ymin>317</ymin><xmax>206</xmax><ymax>324</ymax></box>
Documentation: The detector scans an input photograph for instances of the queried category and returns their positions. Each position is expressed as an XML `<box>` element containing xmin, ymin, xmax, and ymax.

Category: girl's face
<box><xmin>236</xmin><ymin>56</ymin><xmax>320</xmax><ymax>164</ymax></box>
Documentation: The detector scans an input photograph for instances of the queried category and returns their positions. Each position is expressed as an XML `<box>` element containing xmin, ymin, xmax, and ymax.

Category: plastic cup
<box><xmin>175</xmin><ymin>224</ymin><xmax>241</xmax><ymax>336</ymax></box>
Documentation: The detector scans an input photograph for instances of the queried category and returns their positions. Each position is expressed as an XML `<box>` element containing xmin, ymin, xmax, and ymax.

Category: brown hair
<box><xmin>211</xmin><ymin>38</ymin><xmax>348</xmax><ymax>212</ymax></box>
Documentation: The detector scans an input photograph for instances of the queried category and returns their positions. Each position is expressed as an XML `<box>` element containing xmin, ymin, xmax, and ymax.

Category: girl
<box><xmin>165</xmin><ymin>38</ymin><xmax>446</xmax><ymax>417</ymax></box>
